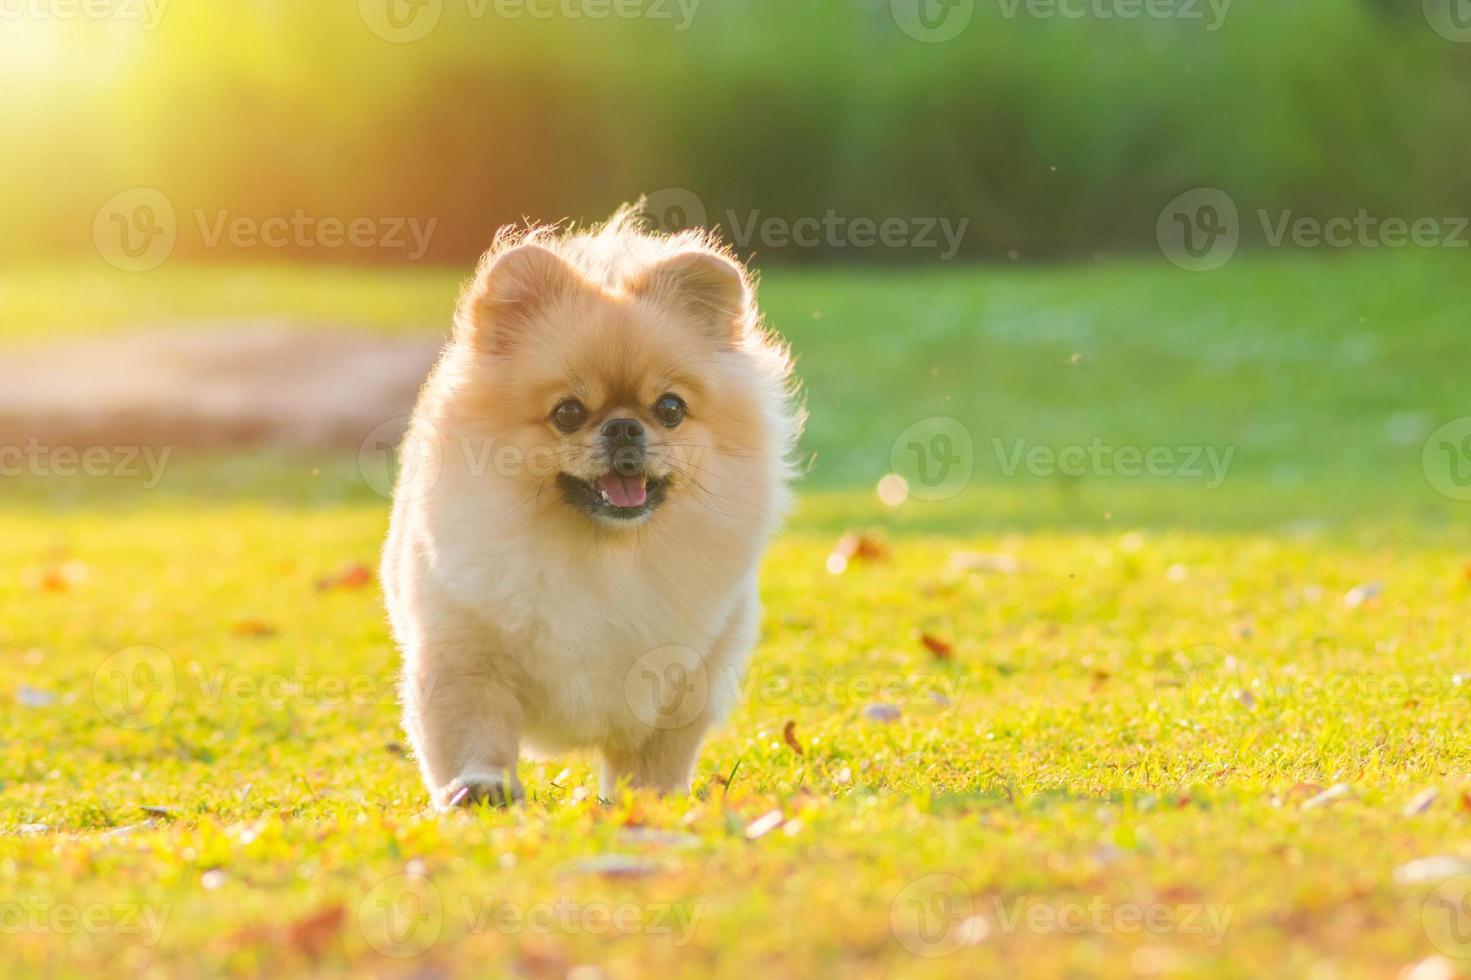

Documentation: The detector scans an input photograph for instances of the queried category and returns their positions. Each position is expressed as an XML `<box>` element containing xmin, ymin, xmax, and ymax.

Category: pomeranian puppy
<box><xmin>382</xmin><ymin>206</ymin><xmax>801</xmax><ymax>809</ymax></box>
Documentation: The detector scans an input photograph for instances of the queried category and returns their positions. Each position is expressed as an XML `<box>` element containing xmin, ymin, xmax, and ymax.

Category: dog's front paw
<box><xmin>438</xmin><ymin>771</ymin><xmax>523</xmax><ymax>810</ymax></box>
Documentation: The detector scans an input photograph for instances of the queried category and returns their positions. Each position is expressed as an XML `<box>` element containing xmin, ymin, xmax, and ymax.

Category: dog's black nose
<box><xmin>602</xmin><ymin>418</ymin><xmax>645</xmax><ymax>444</ymax></box>
<box><xmin>603</xmin><ymin>418</ymin><xmax>645</xmax><ymax>476</ymax></box>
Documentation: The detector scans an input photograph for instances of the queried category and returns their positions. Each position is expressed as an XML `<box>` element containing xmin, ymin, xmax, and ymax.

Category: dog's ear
<box><xmin>629</xmin><ymin>250</ymin><xmax>752</xmax><ymax>345</ymax></box>
<box><xmin>456</xmin><ymin>243</ymin><xmax>585</xmax><ymax>352</ymax></box>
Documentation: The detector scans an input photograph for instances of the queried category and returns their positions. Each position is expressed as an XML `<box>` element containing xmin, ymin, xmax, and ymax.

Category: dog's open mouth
<box><xmin>557</xmin><ymin>471</ymin><xmax>670</xmax><ymax>522</ymax></box>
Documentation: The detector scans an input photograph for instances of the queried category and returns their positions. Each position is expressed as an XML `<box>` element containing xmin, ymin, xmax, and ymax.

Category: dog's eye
<box><xmin>551</xmin><ymin>399</ymin><xmax>588</xmax><ymax>432</ymax></box>
<box><xmin>653</xmin><ymin>393</ymin><xmax>686</xmax><ymax>428</ymax></box>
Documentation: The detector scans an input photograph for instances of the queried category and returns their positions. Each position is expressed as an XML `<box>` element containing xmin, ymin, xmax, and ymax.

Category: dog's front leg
<box><xmin>599</xmin><ymin>721</ymin><xmax>709</xmax><ymax>799</ymax></box>
<box><xmin>403</xmin><ymin>646</ymin><xmax>524</xmax><ymax>810</ymax></box>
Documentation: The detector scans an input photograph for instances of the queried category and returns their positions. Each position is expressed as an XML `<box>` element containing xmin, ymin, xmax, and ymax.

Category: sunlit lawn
<box><xmin>1</xmin><ymin>252</ymin><xmax>1469</xmax><ymax>978</ymax></box>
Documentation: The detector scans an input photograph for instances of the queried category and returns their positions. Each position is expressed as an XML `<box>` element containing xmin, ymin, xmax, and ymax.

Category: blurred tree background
<box><xmin>4</xmin><ymin>0</ymin><xmax>1470</xmax><ymax>264</ymax></box>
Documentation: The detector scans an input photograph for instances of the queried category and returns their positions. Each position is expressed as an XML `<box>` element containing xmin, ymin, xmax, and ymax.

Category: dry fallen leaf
<box><xmin>561</xmin><ymin>854</ymin><xmax>664</xmax><ymax>878</ymax></box>
<box><xmin>25</xmin><ymin>561</ymin><xmax>88</xmax><ymax>593</ymax></box>
<box><xmin>1395</xmin><ymin>856</ymin><xmax>1471</xmax><ymax>885</ymax></box>
<box><xmin>16</xmin><ymin>685</ymin><xmax>57</xmax><ymax>708</ymax></box>
<box><xmin>37</xmin><ymin>569</ymin><xmax>69</xmax><ymax>592</ymax></box>
<box><xmin>919</xmin><ymin>631</ymin><xmax>953</xmax><ymax>660</ymax></box>
<box><xmin>1301</xmin><ymin>783</ymin><xmax>1355</xmax><ymax>811</ymax></box>
<box><xmin>316</xmin><ymin>562</ymin><xmax>374</xmax><ymax>592</ymax></box>
<box><xmin>947</xmin><ymin>551</ymin><xmax>1023</xmax><ymax>576</ymax></box>
<box><xmin>1403</xmin><ymin>788</ymin><xmax>1439</xmax><ymax>817</ymax></box>
<box><xmin>1398</xmin><ymin>955</ymin><xmax>1459</xmax><ymax>980</ymax></box>
<box><xmin>231</xmin><ymin>619</ymin><xmax>278</xmax><ymax>638</ymax></box>
<box><xmin>782</xmin><ymin>720</ymin><xmax>803</xmax><ymax>755</ymax></box>
<box><xmin>744</xmin><ymin>809</ymin><xmax>785</xmax><ymax>840</ymax></box>
<box><xmin>826</xmin><ymin>531</ymin><xmax>889</xmax><ymax>574</ymax></box>
<box><xmin>862</xmin><ymin>703</ymin><xmax>902</xmax><ymax>723</ymax></box>
<box><xmin>1284</xmin><ymin>782</ymin><xmax>1325</xmax><ymax>806</ymax></box>
<box><xmin>287</xmin><ymin>904</ymin><xmax>345</xmax><ymax>960</ymax></box>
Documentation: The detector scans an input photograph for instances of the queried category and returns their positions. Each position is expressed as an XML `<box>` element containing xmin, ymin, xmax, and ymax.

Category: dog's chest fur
<box><xmin>424</xmin><ymin>515</ymin><xmax>754</xmax><ymax>751</ymax></box>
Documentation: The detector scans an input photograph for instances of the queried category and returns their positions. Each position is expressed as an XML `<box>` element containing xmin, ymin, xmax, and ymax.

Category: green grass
<box><xmin>2</xmin><ymin>252</ymin><xmax>1470</xmax><ymax>978</ymax></box>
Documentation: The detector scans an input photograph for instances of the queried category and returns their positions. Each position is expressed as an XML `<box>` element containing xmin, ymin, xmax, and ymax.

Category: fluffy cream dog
<box><xmin>382</xmin><ymin>207</ymin><xmax>801</xmax><ymax>809</ymax></box>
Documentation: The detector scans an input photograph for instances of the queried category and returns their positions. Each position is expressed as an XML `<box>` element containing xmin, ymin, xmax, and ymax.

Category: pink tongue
<box><xmin>599</xmin><ymin>473</ymin><xmax>648</xmax><ymax>508</ymax></box>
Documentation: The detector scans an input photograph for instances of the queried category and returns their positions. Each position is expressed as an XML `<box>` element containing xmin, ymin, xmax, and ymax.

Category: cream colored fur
<box><xmin>381</xmin><ymin>207</ymin><xmax>801</xmax><ymax>809</ymax></box>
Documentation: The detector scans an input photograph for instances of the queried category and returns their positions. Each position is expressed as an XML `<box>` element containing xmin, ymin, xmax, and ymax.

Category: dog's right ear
<box><xmin>455</xmin><ymin>243</ymin><xmax>583</xmax><ymax>353</ymax></box>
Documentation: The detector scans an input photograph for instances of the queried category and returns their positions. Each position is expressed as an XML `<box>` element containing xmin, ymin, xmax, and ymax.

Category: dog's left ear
<box><xmin>456</xmin><ymin>242</ymin><xmax>588</xmax><ymax>353</ymax></box>
<box><xmin>629</xmin><ymin>250</ymin><xmax>752</xmax><ymax>344</ymax></box>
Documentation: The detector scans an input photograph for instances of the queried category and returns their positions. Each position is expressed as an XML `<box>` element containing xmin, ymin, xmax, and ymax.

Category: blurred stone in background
<box><xmin>0</xmin><ymin>323</ymin><xmax>440</xmax><ymax>450</ymax></box>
